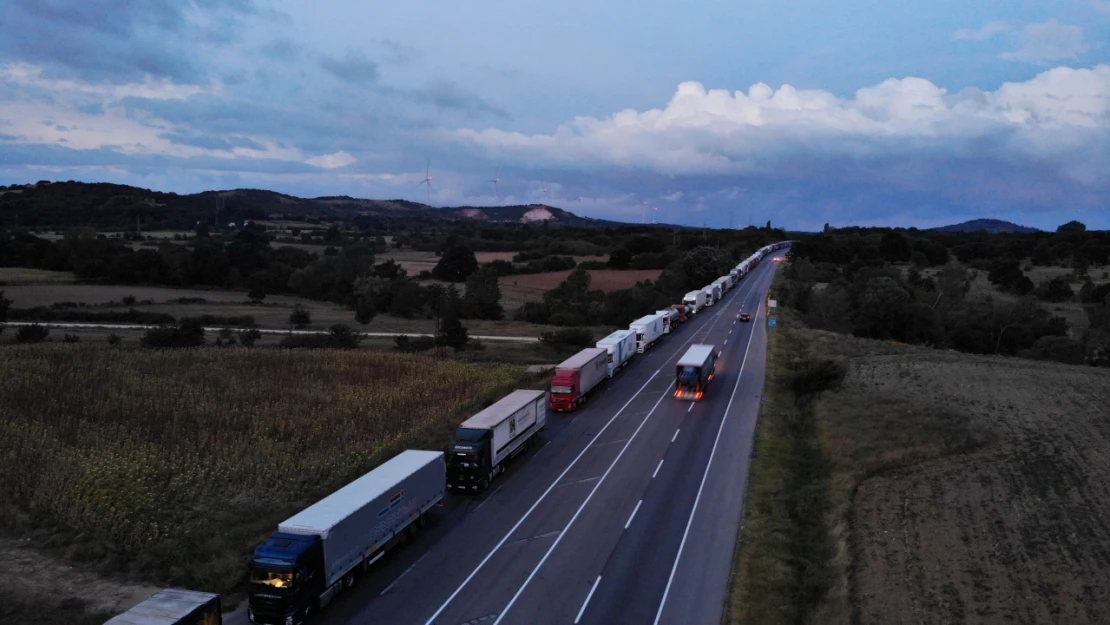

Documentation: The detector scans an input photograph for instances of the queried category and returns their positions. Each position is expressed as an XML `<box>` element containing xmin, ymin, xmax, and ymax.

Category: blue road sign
<box><xmin>768</xmin><ymin>318</ymin><xmax>777</xmax><ymax>326</ymax></box>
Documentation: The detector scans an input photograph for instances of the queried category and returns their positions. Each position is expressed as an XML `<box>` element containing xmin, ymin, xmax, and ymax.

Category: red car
<box><xmin>738</xmin><ymin>313</ymin><xmax>752</xmax><ymax>322</ymax></box>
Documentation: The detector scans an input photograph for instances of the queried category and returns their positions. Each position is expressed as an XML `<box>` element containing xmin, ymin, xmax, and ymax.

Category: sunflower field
<box><xmin>0</xmin><ymin>344</ymin><xmax>530</xmax><ymax>589</ymax></box>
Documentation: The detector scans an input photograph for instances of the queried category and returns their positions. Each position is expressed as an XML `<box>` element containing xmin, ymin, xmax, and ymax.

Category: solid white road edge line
<box><xmin>652</xmin><ymin>259</ymin><xmax>773</xmax><ymax>625</ymax></box>
<box><xmin>491</xmin><ymin>387</ymin><xmax>673</xmax><ymax>625</ymax></box>
<box><xmin>574</xmin><ymin>576</ymin><xmax>602</xmax><ymax>624</ymax></box>
<box><xmin>625</xmin><ymin>500</ymin><xmax>643</xmax><ymax>529</ymax></box>
<box><xmin>653</xmin><ymin>459</ymin><xmax>664</xmax><ymax>479</ymax></box>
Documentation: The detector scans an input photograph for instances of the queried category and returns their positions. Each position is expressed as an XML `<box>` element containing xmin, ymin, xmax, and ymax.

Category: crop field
<box><xmin>0</xmin><ymin>345</ymin><xmax>532</xmax><ymax>594</ymax></box>
<box><xmin>0</xmin><ymin>267</ymin><xmax>77</xmax><ymax>284</ymax></box>
<box><xmin>731</xmin><ymin>307</ymin><xmax>1110</xmax><ymax>625</ymax></box>
<box><xmin>499</xmin><ymin>268</ymin><xmax>663</xmax><ymax>307</ymax></box>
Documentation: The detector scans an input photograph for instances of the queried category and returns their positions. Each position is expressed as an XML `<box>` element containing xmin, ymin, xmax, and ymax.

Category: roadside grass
<box><xmin>0</xmin><ymin>345</ymin><xmax>543</xmax><ymax>607</ymax></box>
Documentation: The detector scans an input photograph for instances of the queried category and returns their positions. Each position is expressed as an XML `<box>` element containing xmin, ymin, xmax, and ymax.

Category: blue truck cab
<box><xmin>249</xmin><ymin>533</ymin><xmax>325</xmax><ymax>625</ymax></box>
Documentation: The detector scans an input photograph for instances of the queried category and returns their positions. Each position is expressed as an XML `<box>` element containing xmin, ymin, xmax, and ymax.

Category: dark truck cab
<box><xmin>248</xmin><ymin>534</ymin><xmax>324</xmax><ymax>625</ymax></box>
<box><xmin>674</xmin><ymin>343</ymin><xmax>719</xmax><ymax>400</ymax></box>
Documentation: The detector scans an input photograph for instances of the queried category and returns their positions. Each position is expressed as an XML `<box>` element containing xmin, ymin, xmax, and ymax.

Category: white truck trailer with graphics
<box><xmin>446</xmin><ymin>390</ymin><xmax>547</xmax><ymax>492</ymax></box>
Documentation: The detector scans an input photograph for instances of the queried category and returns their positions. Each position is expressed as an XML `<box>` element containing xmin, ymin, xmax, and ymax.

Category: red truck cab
<box><xmin>549</xmin><ymin>369</ymin><xmax>581</xmax><ymax>411</ymax></box>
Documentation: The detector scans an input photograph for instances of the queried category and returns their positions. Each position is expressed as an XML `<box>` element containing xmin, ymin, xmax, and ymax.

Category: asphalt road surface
<box><xmin>242</xmin><ymin>254</ymin><xmax>782</xmax><ymax>625</ymax></box>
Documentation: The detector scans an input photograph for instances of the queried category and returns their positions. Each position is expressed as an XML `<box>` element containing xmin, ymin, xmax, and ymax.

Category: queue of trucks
<box><xmin>106</xmin><ymin>242</ymin><xmax>791</xmax><ymax>625</ymax></box>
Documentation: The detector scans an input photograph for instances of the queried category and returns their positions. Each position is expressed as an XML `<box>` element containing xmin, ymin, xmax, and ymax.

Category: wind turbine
<box><xmin>641</xmin><ymin>200</ymin><xmax>649</xmax><ymax>224</ymax></box>
<box><xmin>490</xmin><ymin>167</ymin><xmax>502</xmax><ymax>204</ymax></box>
<box><xmin>653</xmin><ymin>206</ymin><xmax>660</xmax><ymax>224</ymax></box>
<box><xmin>419</xmin><ymin>160</ymin><xmax>434</xmax><ymax>205</ymax></box>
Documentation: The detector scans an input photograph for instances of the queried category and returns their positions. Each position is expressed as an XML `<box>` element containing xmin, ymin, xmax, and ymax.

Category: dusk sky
<box><xmin>1</xmin><ymin>0</ymin><xmax>1109</xmax><ymax>230</ymax></box>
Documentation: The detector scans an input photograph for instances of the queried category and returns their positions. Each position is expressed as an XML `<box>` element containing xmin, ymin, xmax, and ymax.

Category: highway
<box><xmin>293</xmin><ymin>254</ymin><xmax>780</xmax><ymax>625</ymax></box>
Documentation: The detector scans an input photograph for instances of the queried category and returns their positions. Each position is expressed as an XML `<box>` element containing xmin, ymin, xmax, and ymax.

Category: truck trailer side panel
<box><xmin>277</xmin><ymin>450</ymin><xmax>445</xmax><ymax>588</ymax></box>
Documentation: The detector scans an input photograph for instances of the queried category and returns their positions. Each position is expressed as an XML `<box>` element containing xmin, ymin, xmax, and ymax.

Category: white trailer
<box><xmin>714</xmin><ymin>276</ymin><xmax>730</xmax><ymax>293</ymax></box>
<box><xmin>657</xmin><ymin>308</ymin><xmax>680</xmax><ymax>334</ymax></box>
<box><xmin>447</xmin><ymin>390</ymin><xmax>547</xmax><ymax>491</ymax></box>
<box><xmin>596</xmin><ymin>329</ymin><xmax>637</xmax><ymax>378</ymax></box>
<box><xmin>106</xmin><ymin>589</ymin><xmax>221</xmax><ymax>625</ymax></box>
<box><xmin>683</xmin><ymin>290</ymin><xmax>707</xmax><ymax>314</ymax></box>
<box><xmin>629</xmin><ymin>312</ymin><xmax>665</xmax><ymax>353</ymax></box>
<box><xmin>249</xmin><ymin>450</ymin><xmax>446</xmax><ymax>623</ymax></box>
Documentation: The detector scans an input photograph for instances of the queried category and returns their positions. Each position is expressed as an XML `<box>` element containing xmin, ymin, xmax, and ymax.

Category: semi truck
<box><xmin>670</xmin><ymin>304</ymin><xmax>688</xmax><ymax>324</ymax></box>
<box><xmin>106</xmin><ymin>589</ymin><xmax>221</xmax><ymax>625</ymax></box>
<box><xmin>549</xmin><ymin>348</ymin><xmax>609</xmax><ymax>411</ymax></box>
<box><xmin>448</xmin><ymin>389</ymin><xmax>547</xmax><ymax>492</ymax></box>
<box><xmin>702</xmin><ymin>285</ymin><xmax>717</xmax><ymax>307</ymax></box>
<box><xmin>674</xmin><ymin>344</ymin><xmax>719</xmax><ymax>400</ymax></box>
<box><xmin>596</xmin><ymin>329</ymin><xmax>637</xmax><ymax>378</ymax></box>
<box><xmin>657</xmin><ymin>308</ymin><xmax>680</xmax><ymax>334</ymax></box>
<box><xmin>629</xmin><ymin>312</ymin><xmax>666</xmax><ymax>353</ymax></box>
<box><xmin>683</xmin><ymin>290</ymin><xmax>707</xmax><ymax>314</ymax></box>
<box><xmin>713</xmin><ymin>276</ymin><xmax>730</xmax><ymax>293</ymax></box>
<box><xmin>248</xmin><ymin>450</ymin><xmax>445</xmax><ymax>625</ymax></box>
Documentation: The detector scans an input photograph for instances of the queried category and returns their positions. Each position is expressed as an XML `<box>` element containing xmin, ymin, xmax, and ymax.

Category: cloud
<box><xmin>0</xmin><ymin>0</ymin><xmax>262</xmax><ymax>82</ymax></box>
<box><xmin>1</xmin><ymin>62</ymin><xmax>217</xmax><ymax>100</ymax></box>
<box><xmin>450</xmin><ymin>66</ymin><xmax>1110</xmax><ymax>185</ymax></box>
<box><xmin>1001</xmin><ymin>20</ymin><xmax>1090</xmax><ymax>63</ymax></box>
<box><xmin>954</xmin><ymin>20</ymin><xmax>1010</xmax><ymax>41</ymax></box>
<box><xmin>375</xmin><ymin>40</ymin><xmax>421</xmax><ymax>65</ymax></box>
<box><xmin>413</xmin><ymin>81</ymin><xmax>509</xmax><ymax>119</ymax></box>
<box><xmin>1093</xmin><ymin>1</ymin><xmax>1110</xmax><ymax>13</ymax></box>
<box><xmin>319</xmin><ymin>50</ymin><xmax>379</xmax><ymax>84</ymax></box>
<box><xmin>305</xmin><ymin>151</ymin><xmax>356</xmax><ymax>169</ymax></box>
<box><xmin>663</xmin><ymin>191</ymin><xmax>684</xmax><ymax>202</ymax></box>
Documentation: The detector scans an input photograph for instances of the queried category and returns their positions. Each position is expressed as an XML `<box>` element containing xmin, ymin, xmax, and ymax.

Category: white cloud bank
<box><xmin>450</xmin><ymin>65</ymin><xmax>1110</xmax><ymax>184</ymax></box>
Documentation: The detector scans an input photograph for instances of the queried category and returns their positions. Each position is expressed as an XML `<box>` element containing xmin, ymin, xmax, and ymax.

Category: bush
<box><xmin>278</xmin><ymin>325</ymin><xmax>365</xmax><ymax>349</ymax></box>
<box><xmin>122</xmin><ymin>295</ymin><xmax>137</xmax><ymax>306</ymax></box>
<box><xmin>393</xmin><ymin>334</ymin><xmax>436</xmax><ymax>352</ymax></box>
<box><xmin>247</xmin><ymin>287</ymin><xmax>266</xmax><ymax>302</ymax></box>
<box><xmin>432</xmin><ymin>246</ymin><xmax>479</xmax><ymax>282</ymax></box>
<box><xmin>106</xmin><ymin>333</ymin><xmax>122</xmax><ymax>346</ymax></box>
<box><xmin>790</xmin><ymin>358</ymin><xmax>846</xmax><ymax>400</ymax></box>
<box><xmin>63</xmin><ymin>333</ymin><xmax>80</xmax><ymax>343</ymax></box>
<box><xmin>1022</xmin><ymin>335</ymin><xmax>1085</xmax><ymax>365</ymax></box>
<box><xmin>16</xmin><ymin>324</ymin><xmax>50</xmax><ymax>343</ymax></box>
<box><xmin>140</xmin><ymin>322</ymin><xmax>205</xmax><ymax>348</ymax></box>
<box><xmin>1035</xmin><ymin>277</ymin><xmax>1074</xmax><ymax>303</ymax></box>
<box><xmin>289</xmin><ymin>306</ymin><xmax>311</xmax><ymax>329</ymax></box>
<box><xmin>514</xmin><ymin>302</ymin><xmax>551</xmax><ymax>324</ymax></box>
<box><xmin>540</xmin><ymin>327</ymin><xmax>594</xmax><ymax>348</ymax></box>
<box><xmin>7</xmin><ymin>307</ymin><xmax>175</xmax><ymax>325</ymax></box>
<box><xmin>327</xmin><ymin>324</ymin><xmax>366</xmax><ymax>349</ymax></box>
<box><xmin>237</xmin><ymin>328</ymin><xmax>262</xmax><ymax>347</ymax></box>
<box><xmin>577</xmin><ymin>260</ymin><xmax>608</xmax><ymax>270</ymax></box>
<box><xmin>180</xmin><ymin>314</ymin><xmax>256</xmax><ymax>328</ymax></box>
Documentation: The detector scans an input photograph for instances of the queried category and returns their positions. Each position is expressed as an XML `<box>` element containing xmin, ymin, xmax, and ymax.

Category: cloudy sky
<box><xmin>1</xmin><ymin>0</ymin><xmax>1109</xmax><ymax>230</ymax></box>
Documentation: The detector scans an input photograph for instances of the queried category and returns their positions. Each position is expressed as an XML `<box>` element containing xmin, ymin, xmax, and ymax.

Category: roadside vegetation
<box><xmin>0</xmin><ymin>345</ymin><xmax>535</xmax><ymax>600</ymax></box>
<box><xmin>730</xmin><ymin>274</ymin><xmax>1110</xmax><ymax>624</ymax></box>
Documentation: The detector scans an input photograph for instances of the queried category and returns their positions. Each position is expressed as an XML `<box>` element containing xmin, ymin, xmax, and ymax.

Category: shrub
<box><xmin>15</xmin><ymin>324</ymin><xmax>50</xmax><ymax>344</ymax></box>
<box><xmin>180</xmin><ymin>315</ymin><xmax>256</xmax><ymax>328</ymax></box>
<box><xmin>393</xmin><ymin>334</ymin><xmax>436</xmax><ymax>352</ymax></box>
<box><xmin>540</xmin><ymin>327</ymin><xmax>594</xmax><ymax>348</ymax></box>
<box><xmin>790</xmin><ymin>358</ymin><xmax>846</xmax><ymax>400</ymax></box>
<box><xmin>63</xmin><ymin>333</ymin><xmax>80</xmax><ymax>343</ymax></box>
<box><xmin>289</xmin><ymin>306</ymin><xmax>311</xmax><ymax>329</ymax></box>
<box><xmin>141</xmin><ymin>322</ymin><xmax>206</xmax><ymax>348</ymax></box>
<box><xmin>1035</xmin><ymin>277</ymin><xmax>1075</xmax><ymax>303</ymax></box>
<box><xmin>7</xmin><ymin>307</ymin><xmax>176</xmax><ymax>325</ymax></box>
<box><xmin>122</xmin><ymin>295</ymin><xmax>137</xmax><ymax>306</ymax></box>
<box><xmin>106</xmin><ymin>333</ymin><xmax>122</xmax><ymax>346</ymax></box>
<box><xmin>238</xmin><ymin>328</ymin><xmax>262</xmax><ymax>347</ymax></box>
<box><xmin>514</xmin><ymin>302</ymin><xmax>551</xmax><ymax>324</ymax></box>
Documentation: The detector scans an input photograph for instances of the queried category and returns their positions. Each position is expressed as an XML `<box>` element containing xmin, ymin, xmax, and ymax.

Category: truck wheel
<box><xmin>345</xmin><ymin>573</ymin><xmax>355</xmax><ymax>589</ymax></box>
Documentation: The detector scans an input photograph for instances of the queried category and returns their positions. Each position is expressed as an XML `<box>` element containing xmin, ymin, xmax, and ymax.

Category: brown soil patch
<box><xmin>499</xmin><ymin>269</ymin><xmax>662</xmax><ymax>307</ymax></box>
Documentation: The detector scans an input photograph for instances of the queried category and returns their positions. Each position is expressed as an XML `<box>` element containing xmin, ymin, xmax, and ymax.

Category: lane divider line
<box><xmin>625</xmin><ymin>500</ymin><xmax>643</xmax><ymax>529</ymax></box>
<box><xmin>653</xmin><ymin>459</ymin><xmax>664</xmax><ymax>479</ymax></box>
<box><xmin>574</xmin><ymin>576</ymin><xmax>602</xmax><ymax>624</ymax></box>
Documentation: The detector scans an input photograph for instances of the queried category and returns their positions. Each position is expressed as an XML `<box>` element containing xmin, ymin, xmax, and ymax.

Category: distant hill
<box><xmin>932</xmin><ymin>218</ymin><xmax>1039</xmax><ymax>234</ymax></box>
<box><xmin>0</xmin><ymin>181</ymin><xmax>627</xmax><ymax>230</ymax></box>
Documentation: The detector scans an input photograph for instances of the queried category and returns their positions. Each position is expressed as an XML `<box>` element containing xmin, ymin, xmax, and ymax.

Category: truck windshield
<box><xmin>251</xmin><ymin>567</ymin><xmax>294</xmax><ymax>590</ymax></box>
<box><xmin>448</xmin><ymin>452</ymin><xmax>482</xmax><ymax>468</ymax></box>
<box><xmin>551</xmin><ymin>385</ymin><xmax>573</xmax><ymax>394</ymax></box>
